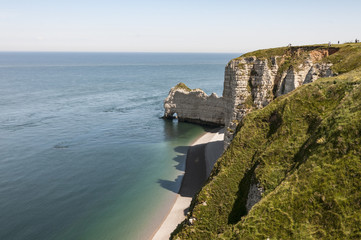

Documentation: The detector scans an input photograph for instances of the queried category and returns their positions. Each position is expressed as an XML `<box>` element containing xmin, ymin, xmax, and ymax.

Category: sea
<box><xmin>0</xmin><ymin>52</ymin><xmax>238</xmax><ymax>240</ymax></box>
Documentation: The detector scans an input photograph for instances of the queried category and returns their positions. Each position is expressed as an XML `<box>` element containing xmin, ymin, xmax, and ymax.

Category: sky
<box><xmin>1</xmin><ymin>0</ymin><xmax>361</xmax><ymax>53</ymax></box>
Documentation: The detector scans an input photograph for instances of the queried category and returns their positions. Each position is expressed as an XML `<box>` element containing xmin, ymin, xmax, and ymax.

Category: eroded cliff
<box><xmin>223</xmin><ymin>47</ymin><xmax>335</xmax><ymax>147</ymax></box>
<box><xmin>163</xmin><ymin>83</ymin><xmax>225</xmax><ymax>126</ymax></box>
<box><xmin>164</xmin><ymin>46</ymin><xmax>337</xmax><ymax>148</ymax></box>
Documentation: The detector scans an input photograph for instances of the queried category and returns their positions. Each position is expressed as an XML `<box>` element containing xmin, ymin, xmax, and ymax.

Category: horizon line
<box><xmin>0</xmin><ymin>50</ymin><xmax>242</xmax><ymax>54</ymax></box>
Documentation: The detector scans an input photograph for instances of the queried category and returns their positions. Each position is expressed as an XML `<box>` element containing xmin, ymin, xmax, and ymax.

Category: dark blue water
<box><xmin>0</xmin><ymin>52</ymin><xmax>238</xmax><ymax>240</ymax></box>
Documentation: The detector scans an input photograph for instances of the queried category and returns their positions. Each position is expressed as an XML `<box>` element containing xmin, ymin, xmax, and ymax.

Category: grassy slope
<box><xmin>172</xmin><ymin>44</ymin><xmax>361</xmax><ymax>239</ymax></box>
<box><xmin>323</xmin><ymin>43</ymin><xmax>361</xmax><ymax>74</ymax></box>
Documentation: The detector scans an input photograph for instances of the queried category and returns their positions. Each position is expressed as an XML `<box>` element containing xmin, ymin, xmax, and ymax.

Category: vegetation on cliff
<box><xmin>238</xmin><ymin>43</ymin><xmax>361</xmax><ymax>75</ymax></box>
<box><xmin>172</xmin><ymin>43</ymin><xmax>361</xmax><ymax>239</ymax></box>
<box><xmin>323</xmin><ymin>43</ymin><xmax>361</xmax><ymax>74</ymax></box>
<box><xmin>173</xmin><ymin>82</ymin><xmax>192</xmax><ymax>91</ymax></box>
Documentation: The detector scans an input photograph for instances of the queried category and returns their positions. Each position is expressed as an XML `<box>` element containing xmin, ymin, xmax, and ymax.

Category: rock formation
<box><xmin>164</xmin><ymin>47</ymin><xmax>337</xmax><ymax>148</ymax></box>
<box><xmin>163</xmin><ymin>83</ymin><xmax>225</xmax><ymax>126</ymax></box>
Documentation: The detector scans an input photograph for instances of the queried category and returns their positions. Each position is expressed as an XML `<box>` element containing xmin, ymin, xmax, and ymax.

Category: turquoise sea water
<box><xmin>0</xmin><ymin>52</ymin><xmax>238</xmax><ymax>240</ymax></box>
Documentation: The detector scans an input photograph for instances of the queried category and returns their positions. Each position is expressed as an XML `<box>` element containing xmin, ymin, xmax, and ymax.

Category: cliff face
<box><xmin>223</xmin><ymin>49</ymin><xmax>334</xmax><ymax>147</ymax></box>
<box><xmin>164</xmin><ymin>47</ymin><xmax>335</xmax><ymax>148</ymax></box>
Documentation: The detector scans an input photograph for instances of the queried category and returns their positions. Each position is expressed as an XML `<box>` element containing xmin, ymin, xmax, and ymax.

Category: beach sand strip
<box><xmin>152</xmin><ymin>128</ymin><xmax>224</xmax><ymax>240</ymax></box>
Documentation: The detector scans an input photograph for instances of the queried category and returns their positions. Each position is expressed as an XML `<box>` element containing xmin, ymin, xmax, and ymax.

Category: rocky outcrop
<box><xmin>164</xmin><ymin>47</ymin><xmax>337</xmax><ymax>148</ymax></box>
<box><xmin>223</xmin><ymin>49</ymin><xmax>334</xmax><ymax>147</ymax></box>
<box><xmin>163</xmin><ymin>83</ymin><xmax>225</xmax><ymax>126</ymax></box>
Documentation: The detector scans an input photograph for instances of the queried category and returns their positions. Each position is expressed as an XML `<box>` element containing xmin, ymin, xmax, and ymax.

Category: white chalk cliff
<box><xmin>164</xmin><ymin>83</ymin><xmax>225</xmax><ymax>126</ymax></box>
<box><xmin>164</xmin><ymin>47</ymin><xmax>337</xmax><ymax>148</ymax></box>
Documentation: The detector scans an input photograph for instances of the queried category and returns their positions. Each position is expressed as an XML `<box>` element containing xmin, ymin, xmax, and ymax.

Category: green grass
<box><xmin>173</xmin><ymin>82</ymin><xmax>191</xmax><ymax>91</ymax></box>
<box><xmin>238</xmin><ymin>44</ymin><xmax>333</xmax><ymax>59</ymax></box>
<box><xmin>171</xmin><ymin>63</ymin><xmax>361</xmax><ymax>239</ymax></box>
<box><xmin>240</xmin><ymin>46</ymin><xmax>289</xmax><ymax>60</ymax></box>
<box><xmin>234</xmin><ymin>43</ymin><xmax>361</xmax><ymax>74</ymax></box>
<box><xmin>322</xmin><ymin>43</ymin><xmax>361</xmax><ymax>74</ymax></box>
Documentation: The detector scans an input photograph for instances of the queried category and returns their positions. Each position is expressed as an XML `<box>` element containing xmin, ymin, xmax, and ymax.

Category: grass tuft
<box><xmin>174</xmin><ymin>82</ymin><xmax>191</xmax><ymax>91</ymax></box>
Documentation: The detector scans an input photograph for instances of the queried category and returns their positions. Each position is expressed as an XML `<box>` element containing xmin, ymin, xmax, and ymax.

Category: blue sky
<box><xmin>1</xmin><ymin>0</ymin><xmax>360</xmax><ymax>52</ymax></box>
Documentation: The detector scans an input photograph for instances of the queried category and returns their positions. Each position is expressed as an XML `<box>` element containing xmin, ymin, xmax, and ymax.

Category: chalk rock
<box><xmin>223</xmin><ymin>50</ymin><xmax>333</xmax><ymax>148</ymax></box>
<box><xmin>189</xmin><ymin>217</ymin><xmax>196</xmax><ymax>225</ymax></box>
<box><xmin>163</xmin><ymin>83</ymin><xmax>225</xmax><ymax>126</ymax></box>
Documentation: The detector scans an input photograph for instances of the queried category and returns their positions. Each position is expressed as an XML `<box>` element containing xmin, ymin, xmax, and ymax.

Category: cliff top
<box><xmin>234</xmin><ymin>42</ymin><xmax>361</xmax><ymax>74</ymax></box>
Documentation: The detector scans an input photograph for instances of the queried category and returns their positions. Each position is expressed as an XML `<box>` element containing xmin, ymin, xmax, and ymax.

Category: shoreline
<box><xmin>151</xmin><ymin>128</ymin><xmax>224</xmax><ymax>240</ymax></box>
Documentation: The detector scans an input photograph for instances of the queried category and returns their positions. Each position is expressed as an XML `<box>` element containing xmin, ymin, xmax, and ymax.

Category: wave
<box><xmin>102</xmin><ymin>97</ymin><xmax>163</xmax><ymax>113</ymax></box>
<box><xmin>128</xmin><ymin>94</ymin><xmax>163</xmax><ymax>103</ymax></box>
<box><xmin>54</xmin><ymin>142</ymin><xmax>70</xmax><ymax>149</ymax></box>
<box><xmin>0</xmin><ymin>115</ymin><xmax>56</xmax><ymax>131</ymax></box>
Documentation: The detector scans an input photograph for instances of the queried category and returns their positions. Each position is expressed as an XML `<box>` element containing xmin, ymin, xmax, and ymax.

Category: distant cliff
<box><xmin>164</xmin><ymin>46</ymin><xmax>337</xmax><ymax>148</ymax></box>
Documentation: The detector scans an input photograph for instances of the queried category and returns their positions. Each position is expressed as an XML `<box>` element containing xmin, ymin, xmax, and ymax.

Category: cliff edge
<box><xmin>167</xmin><ymin>43</ymin><xmax>361</xmax><ymax>239</ymax></box>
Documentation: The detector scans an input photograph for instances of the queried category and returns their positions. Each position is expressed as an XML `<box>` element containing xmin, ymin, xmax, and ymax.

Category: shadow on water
<box><xmin>173</xmin><ymin>146</ymin><xmax>188</xmax><ymax>171</ymax></box>
<box><xmin>158</xmin><ymin>118</ymin><xmax>222</xmax><ymax>197</ymax></box>
<box><xmin>157</xmin><ymin>142</ymin><xmax>207</xmax><ymax>198</ymax></box>
<box><xmin>162</xmin><ymin>118</ymin><xmax>211</xmax><ymax>141</ymax></box>
<box><xmin>157</xmin><ymin>141</ymin><xmax>189</xmax><ymax>195</ymax></box>
<box><xmin>157</xmin><ymin>175</ymin><xmax>184</xmax><ymax>194</ymax></box>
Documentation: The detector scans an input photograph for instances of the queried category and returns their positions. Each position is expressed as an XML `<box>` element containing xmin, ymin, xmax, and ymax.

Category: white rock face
<box><xmin>222</xmin><ymin>52</ymin><xmax>333</xmax><ymax>148</ymax></box>
<box><xmin>164</xmin><ymin>48</ymin><xmax>335</xmax><ymax>148</ymax></box>
<box><xmin>275</xmin><ymin>60</ymin><xmax>333</xmax><ymax>97</ymax></box>
<box><xmin>164</xmin><ymin>86</ymin><xmax>225</xmax><ymax>126</ymax></box>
